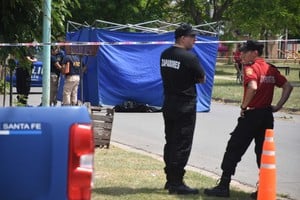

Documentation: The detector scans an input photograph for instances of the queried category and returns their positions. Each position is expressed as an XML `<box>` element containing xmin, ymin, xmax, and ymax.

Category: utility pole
<box><xmin>42</xmin><ymin>0</ymin><xmax>52</xmax><ymax>106</ymax></box>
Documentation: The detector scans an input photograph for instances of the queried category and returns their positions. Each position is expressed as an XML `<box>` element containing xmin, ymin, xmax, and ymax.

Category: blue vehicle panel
<box><xmin>0</xmin><ymin>106</ymin><xmax>92</xmax><ymax>200</ymax></box>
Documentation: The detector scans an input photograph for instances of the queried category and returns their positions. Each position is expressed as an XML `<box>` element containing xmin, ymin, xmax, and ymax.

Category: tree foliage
<box><xmin>66</xmin><ymin>0</ymin><xmax>173</xmax><ymax>25</ymax></box>
<box><xmin>1</xmin><ymin>0</ymin><xmax>299</xmax><ymax>45</ymax></box>
<box><xmin>0</xmin><ymin>0</ymin><xmax>41</xmax><ymax>43</ymax></box>
<box><xmin>0</xmin><ymin>0</ymin><xmax>80</xmax><ymax>63</ymax></box>
<box><xmin>170</xmin><ymin>0</ymin><xmax>299</xmax><ymax>40</ymax></box>
<box><xmin>67</xmin><ymin>0</ymin><xmax>299</xmax><ymax>40</ymax></box>
<box><xmin>224</xmin><ymin>0</ymin><xmax>300</xmax><ymax>39</ymax></box>
<box><xmin>51</xmin><ymin>0</ymin><xmax>80</xmax><ymax>38</ymax></box>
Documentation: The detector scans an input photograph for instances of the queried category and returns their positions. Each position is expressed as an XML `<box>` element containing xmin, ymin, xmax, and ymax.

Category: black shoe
<box><xmin>250</xmin><ymin>191</ymin><xmax>257</xmax><ymax>199</ymax></box>
<box><xmin>164</xmin><ymin>182</ymin><xmax>170</xmax><ymax>190</ymax></box>
<box><xmin>204</xmin><ymin>184</ymin><xmax>230</xmax><ymax>197</ymax></box>
<box><xmin>168</xmin><ymin>183</ymin><xmax>199</xmax><ymax>195</ymax></box>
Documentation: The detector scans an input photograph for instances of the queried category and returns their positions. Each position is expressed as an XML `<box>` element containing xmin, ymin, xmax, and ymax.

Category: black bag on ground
<box><xmin>113</xmin><ymin>101</ymin><xmax>161</xmax><ymax>112</ymax></box>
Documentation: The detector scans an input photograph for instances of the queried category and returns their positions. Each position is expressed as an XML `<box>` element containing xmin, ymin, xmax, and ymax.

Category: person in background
<box><xmin>160</xmin><ymin>23</ymin><xmax>206</xmax><ymax>195</ymax></box>
<box><xmin>15</xmin><ymin>46</ymin><xmax>37</xmax><ymax>106</ymax></box>
<box><xmin>56</xmin><ymin>45</ymin><xmax>66</xmax><ymax>66</ymax></box>
<box><xmin>233</xmin><ymin>43</ymin><xmax>243</xmax><ymax>83</ymax></box>
<box><xmin>204</xmin><ymin>40</ymin><xmax>293</xmax><ymax>199</ymax></box>
<box><xmin>50</xmin><ymin>46</ymin><xmax>63</xmax><ymax>106</ymax></box>
<box><xmin>61</xmin><ymin>54</ymin><xmax>83</xmax><ymax>106</ymax></box>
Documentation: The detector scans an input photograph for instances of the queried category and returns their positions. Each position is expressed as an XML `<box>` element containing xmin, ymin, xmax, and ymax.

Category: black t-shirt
<box><xmin>160</xmin><ymin>46</ymin><xmax>205</xmax><ymax>97</ymax></box>
<box><xmin>18</xmin><ymin>47</ymin><xmax>36</xmax><ymax>74</ymax></box>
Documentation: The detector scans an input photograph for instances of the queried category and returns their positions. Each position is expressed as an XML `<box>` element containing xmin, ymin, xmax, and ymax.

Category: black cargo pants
<box><xmin>162</xmin><ymin>95</ymin><xmax>197</xmax><ymax>184</ymax></box>
<box><xmin>221</xmin><ymin>107</ymin><xmax>274</xmax><ymax>176</ymax></box>
<box><xmin>16</xmin><ymin>67</ymin><xmax>31</xmax><ymax>105</ymax></box>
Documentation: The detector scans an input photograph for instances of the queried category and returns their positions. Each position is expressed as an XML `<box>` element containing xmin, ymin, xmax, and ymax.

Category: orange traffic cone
<box><xmin>258</xmin><ymin>129</ymin><xmax>276</xmax><ymax>200</ymax></box>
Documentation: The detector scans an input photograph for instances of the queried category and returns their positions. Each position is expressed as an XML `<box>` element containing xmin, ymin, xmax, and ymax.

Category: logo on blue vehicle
<box><xmin>0</xmin><ymin>122</ymin><xmax>42</xmax><ymax>135</ymax></box>
<box><xmin>31</xmin><ymin>62</ymin><xmax>43</xmax><ymax>82</ymax></box>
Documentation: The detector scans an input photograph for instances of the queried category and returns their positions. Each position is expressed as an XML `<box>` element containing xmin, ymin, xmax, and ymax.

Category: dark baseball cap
<box><xmin>239</xmin><ymin>40</ymin><xmax>264</xmax><ymax>52</ymax></box>
<box><xmin>175</xmin><ymin>23</ymin><xmax>198</xmax><ymax>39</ymax></box>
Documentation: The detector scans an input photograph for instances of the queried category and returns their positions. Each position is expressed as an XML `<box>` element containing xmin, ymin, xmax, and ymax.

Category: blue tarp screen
<box><xmin>59</xmin><ymin>28</ymin><xmax>218</xmax><ymax>112</ymax></box>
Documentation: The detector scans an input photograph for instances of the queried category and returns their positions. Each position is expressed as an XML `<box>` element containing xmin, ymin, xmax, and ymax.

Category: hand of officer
<box><xmin>240</xmin><ymin>106</ymin><xmax>247</xmax><ymax>117</ymax></box>
<box><xmin>240</xmin><ymin>109</ymin><xmax>246</xmax><ymax>117</ymax></box>
<box><xmin>271</xmin><ymin>105</ymin><xmax>281</xmax><ymax>113</ymax></box>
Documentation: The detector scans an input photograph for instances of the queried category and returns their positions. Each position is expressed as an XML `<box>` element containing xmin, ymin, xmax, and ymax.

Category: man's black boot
<box><xmin>164</xmin><ymin>182</ymin><xmax>170</xmax><ymax>190</ymax></box>
<box><xmin>250</xmin><ymin>190</ymin><xmax>257</xmax><ymax>199</ymax></box>
<box><xmin>203</xmin><ymin>183</ymin><xmax>230</xmax><ymax>197</ymax></box>
<box><xmin>168</xmin><ymin>183</ymin><xmax>199</xmax><ymax>195</ymax></box>
<box><xmin>204</xmin><ymin>176</ymin><xmax>230</xmax><ymax>197</ymax></box>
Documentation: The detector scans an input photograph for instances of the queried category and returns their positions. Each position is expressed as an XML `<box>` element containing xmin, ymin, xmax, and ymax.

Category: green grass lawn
<box><xmin>213</xmin><ymin>63</ymin><xmax>300</xmax><ymax>113</ymax></box>
<box><xmin>92</xmin><ymin>146</ymin><xmax>253</xmax><ymax>200</ymax></box>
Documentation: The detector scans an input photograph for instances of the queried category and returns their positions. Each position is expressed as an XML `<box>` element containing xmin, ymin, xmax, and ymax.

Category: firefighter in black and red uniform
<box><xmin>160</xmin><ymin>23</ymin><xmax>206</xmax><ymax>195</ymax></box>
<box><xmin>204</xmin><ymin>40</ymin><xmax>293</xmax><ymax>199</ymax></box>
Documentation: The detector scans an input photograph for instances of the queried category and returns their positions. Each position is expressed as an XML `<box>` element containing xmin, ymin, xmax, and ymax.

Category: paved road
<box><xmin>110</xmin><ymin>103</ymin><xmax>300</xmax><ymax>200</ymax></box>
<box><xmin>1</xmin><ymin>90</ymin><xmax>299</xmax><ymax>199</ymax></box>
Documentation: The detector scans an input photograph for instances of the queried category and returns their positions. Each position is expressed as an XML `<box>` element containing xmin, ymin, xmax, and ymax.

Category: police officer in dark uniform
<box><xmin>15</xmin><ymin>47</ymin><xmax>37</xmax><ymax>106</ymax></box>
<box><xmin>204</xmin><ymin>40</ymin><xmax>293</xmax><ymax>199</ymax></box>
<box><xmin>160</xmin><ymin>23</ymin><xmax>206</xmax><ymax>195</ymax></box>
<box><xmin>50</xmin><ymin>46</ymin><xmax>63</xmax><ymax>106</ymax></box>
<box><xmin>62</xmin><ymin>54</ymin><xmax>81</xmax><ymax>106</ymax></box>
